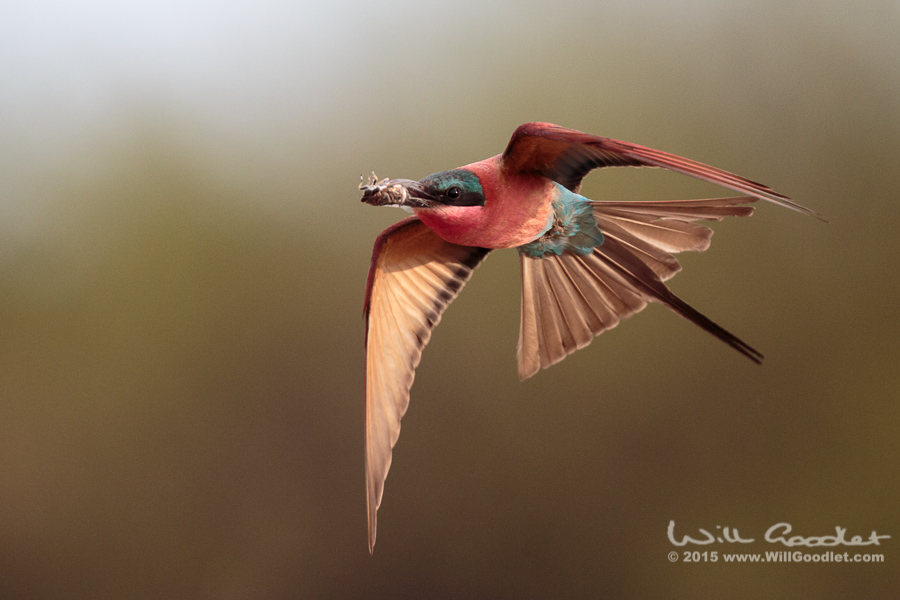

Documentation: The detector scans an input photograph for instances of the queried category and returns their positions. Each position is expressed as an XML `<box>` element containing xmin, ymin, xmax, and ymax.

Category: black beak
<box><xmin>360</xmin><ymin>176</ymin><xmax>435</xmax><ymax>208</ymax></box>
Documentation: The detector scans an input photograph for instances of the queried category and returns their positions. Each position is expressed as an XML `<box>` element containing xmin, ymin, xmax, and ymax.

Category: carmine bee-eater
<box><xmin>359</xmin><ymin>122</ymin><xmax>820</xmax><ymax>553</ymax></box>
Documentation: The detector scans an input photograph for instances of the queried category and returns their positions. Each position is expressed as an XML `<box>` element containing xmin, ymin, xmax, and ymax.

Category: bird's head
<box><xmin>360</xmin><ymin>169</ymin><xmax>485</xmax><ymax>210</ymax></box>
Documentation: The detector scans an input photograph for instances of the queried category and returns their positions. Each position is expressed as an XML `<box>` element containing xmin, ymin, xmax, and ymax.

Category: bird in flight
<box><xmin>359</xmin><ymin>122</ymin><xmax>820</xmax><ymax>553</ymax></box>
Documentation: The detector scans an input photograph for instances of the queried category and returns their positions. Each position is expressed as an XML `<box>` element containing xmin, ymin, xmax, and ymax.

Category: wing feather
<box><xmin>517</xmin><ymin>197</ymin><xmax>762</xmax><ymax>378</ymax></box>
<box><xmin>501</xmin><ymin>122</ymin><xmax>822</xmax><ymax>220</ymax></box>
<box><xmin>364</xmin><ymin>217</ymin><xmax>489</xmax><ymax>553</ymax></box>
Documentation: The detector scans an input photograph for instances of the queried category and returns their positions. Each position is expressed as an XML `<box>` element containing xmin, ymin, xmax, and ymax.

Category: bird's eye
<box><xmin>446</xmin><ymin>186</ymin><xmax>461</xmax><ymax>200</ymax></box>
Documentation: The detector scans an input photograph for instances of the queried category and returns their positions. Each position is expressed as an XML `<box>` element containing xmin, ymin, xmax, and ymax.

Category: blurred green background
<box><xmin>1</xmin><ymin>1</ymin><xmax>898</xmax><ymax>598</ymax></box>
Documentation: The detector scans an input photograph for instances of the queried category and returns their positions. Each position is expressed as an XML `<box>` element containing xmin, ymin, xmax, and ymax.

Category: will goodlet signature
<box><xmin>668</xmin><ymin>521</ymin><xmax>891</xmax><ymax>547</ymax></box>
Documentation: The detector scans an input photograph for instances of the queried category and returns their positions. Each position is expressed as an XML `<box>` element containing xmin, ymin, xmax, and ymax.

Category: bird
<box><xmin>358</xmin><ymin>122</ymin><xmax>820</xmax><ymax>553</ymax></box>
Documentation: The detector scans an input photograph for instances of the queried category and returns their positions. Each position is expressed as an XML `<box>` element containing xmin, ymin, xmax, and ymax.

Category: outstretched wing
<box><xmin>501</xmin><ymin>122</ymin><xmax>823</xmax><ymax>220</ymax></box>
<box><xmin>517</xmin><ymin>196</ymin><xmax>762</xmax><ymax>380</ymax></box>
<box><xmin>364</xmin><ymin>217</ymin><xmax>489</xmax><ymax>553</ymax></box>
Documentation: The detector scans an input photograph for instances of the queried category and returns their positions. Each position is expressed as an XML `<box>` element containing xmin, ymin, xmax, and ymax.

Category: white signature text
<box><xmin>668</xmin><ymin>521</ymin><xmax>890</xmax><ymax>547</ymax></box>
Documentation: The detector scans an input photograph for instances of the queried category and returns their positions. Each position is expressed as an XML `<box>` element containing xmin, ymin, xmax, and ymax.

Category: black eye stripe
<box><xmin>440</xmin><ymin>189</ymin><xmax>484</xmax><ymax>207</ymax></box>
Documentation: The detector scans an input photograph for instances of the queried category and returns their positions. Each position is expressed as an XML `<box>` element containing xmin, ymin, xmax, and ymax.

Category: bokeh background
<box><xmin>1</xmin><ymin>1</ymin><xmax>898</xmax><ymax>598</ymax></box>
